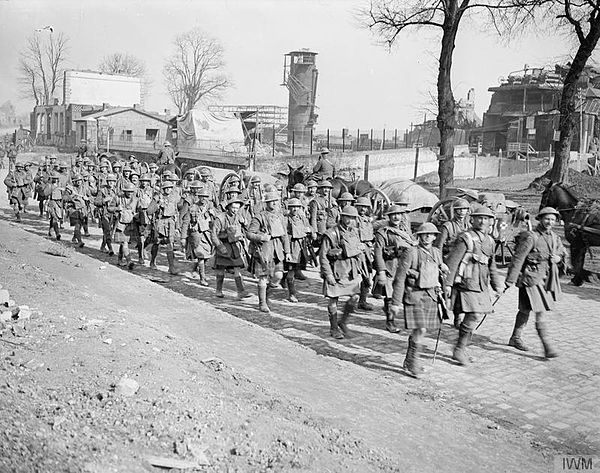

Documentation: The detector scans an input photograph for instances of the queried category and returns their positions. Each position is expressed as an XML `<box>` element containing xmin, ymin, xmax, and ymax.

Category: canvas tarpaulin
<box><xmin>177</xmin><ymin>110</ymin><xmax>247</xmax><ymax>154</ymax></box>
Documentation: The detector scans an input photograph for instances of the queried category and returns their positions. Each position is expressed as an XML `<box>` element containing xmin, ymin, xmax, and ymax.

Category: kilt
<box><xmin>322</xmin><ymin>275</ymin><xmax>361</xmax><ymax>298</ymax></box>
<box><xmin>187</xmin><ymin>230</ymin><xmax>212</xmax><ymax>259</ymax></box>
<box><xmin>250</xmin><ymin>255</ymin><xmax>284</xmax><ymax>278</ymax></box>
<box><xmin>113</xmin><ymin>222</ymin><xmax>139</xmax><ymax>244</ymax></box>
<box><xmin>68</xmin><ymin>209</ymin><xmax>87</xmax><ymax>227</ymax></box>
<box><xmin>47</xmin><ymin>201</ymin><xmax>63</xmax><ymax>220</ymax></box>
<box><xmin>452</xmin><ymin>289</ymin><xmax>493</xmax><ymax>314</ymax></box>
<box><xmin>404</xmin><ymin>294</ymin><xmax>440</xmax><ymax>330</ymax></box>
<box><xmin>518</xmin><ymin>285</ymin><xmax>556</xmax><ymax>313</ymax></box>
<box><xmin>155</xmin><ymin>217</ymin><xmax>176</xmax><ymax>244</ymax></box>
<box><xmin>214</xmin><ymin>241</ymin><xmax>245</xmax><ymax>269</ymax></box>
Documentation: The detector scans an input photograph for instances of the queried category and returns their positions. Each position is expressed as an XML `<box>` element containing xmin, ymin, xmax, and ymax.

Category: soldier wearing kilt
<box><xmin>373</xmin><ymin>204</ymin><xmax>416</xmax><ymax>333</ymax></box>
<box><xmin>136</xmin><ymin>173</ymin><xmax>155</xmax><ymax>264</ymax></box>
<box><xmin>181</xmin><ymin>189</ymin><xmax>214</xmax><ymax>286</ymax></box>
<box><xmin>320</xmin><ymin>206</ymin><xmax>369</xmax><ymax>339</ymax></box>
<box><xmin>434</xmin><ymin>197</ymin><xmax>471</xmax><ymax>328</ymax></box>
<box><xmin>355</xmin><ymin>197</ymin><xmax>375</xmax><ymax>311</ymax></box>
<box><xmin>148</xmin><ymin>180</ymin><xmax>180</xmax><ymax>275</ymax></box>
<box><xmin>63</xmin><ymin>174</ymin><xmax>90</xmax><ymax>248</ymax></box>
<box><xmin>283</xmin><ymin>198</ymin><xmax>311</xmax><ymax>303</ymax></box>
<box><xmin>390</xmin><ymin>223</ymin><xmax>448</xmax><ymax>378</ymax></box>
<box><xmin>308</xmin><ymin>180</ymin><xmax>339</xmax><ymax>246</ymax></box>
<box><xmin>178</xmin><ymin>179</ymin><xmax>201</xmax><ymax>249</ymax></box>
<box><xmin>504</xmin><ymin>207</ymin><xmax>566</xmax><ymax>359</ymax></box>
<box><xmin>247</xmin><ymin>191</ymin><xmax>289</xmax><ymax>313</ymax></box>
<box><xmin>95</xmin><ymin>173</ymin><xmax>118</xmax><ymax>256</ymax></box>
<box><xmin>445</xmin><ymin>205</ymin><xmax>504</xmax><ymax>366</ymax></box>
<box><xmin>109</xmin><ymin>182</ymin><xmax>140</xmax><ymax>270</ymax></box>
<box><xmin>43</xmin><ymin>172</ymin><xmax>64</xmax><ymax>240</ymax></box>
<box><xmin>4</xmin><ymin>162</ymin><xmax>32</xmax><ymax>222</ymax></box>
<box><xmin>211</xmin><ymin>197</ymin><xmax>251</xmax><ymax>300</ymax></box>
<box><xmin>34</xmin><ymin>162</ymin><xmax>51</xmax><ymax>217</ymax></box>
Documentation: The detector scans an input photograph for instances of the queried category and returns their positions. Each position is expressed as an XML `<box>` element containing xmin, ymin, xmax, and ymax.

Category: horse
<box><xmin>540</xmin><ymin>181</ymin><xmax>600</xmax><ymax>285</ymax></box>
<box><xmin>280</xmin><ymin>164</ymin><xmax>373</xmax><ymax>199</ymax></box>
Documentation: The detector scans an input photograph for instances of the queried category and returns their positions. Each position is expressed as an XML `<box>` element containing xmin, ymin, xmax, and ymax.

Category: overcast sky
<box><xmin>0</xmin><ymin>0</ymin><xmax>573</xmax><ymax>131</ymax></box>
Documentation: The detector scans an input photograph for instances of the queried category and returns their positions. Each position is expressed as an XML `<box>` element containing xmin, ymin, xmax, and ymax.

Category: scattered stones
<box><xmin>114</xmin><ymin>377</ymin><xmax>139</xmax><ymax>397</ymax></box>
<box><xmin>103</xmin><ymin>338</ymin><xmax>113</xmax><ymax>345</ymax></box>
<box><xmin>146</xmin><ymin>455</ymin><xmax>201</xmax><ymax>470</ymax></box>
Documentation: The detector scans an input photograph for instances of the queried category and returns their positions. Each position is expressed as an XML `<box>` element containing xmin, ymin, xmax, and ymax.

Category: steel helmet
<box><xmin>453</xmin><ymin>198</ymin><xmax>471</xmax><ymax>210</ymax></box>
<box><xmin>338</xmin><ymin>192</ymin><xmax>355</xmax><ymax>202</ymax></box>
<box><xmin>340</xmin><ymin>206</ymin><xmax>359</xmax><ymax>218</ymax></box>
<box><xmin>536</xmin><ymin>207</ymin><xmax>561</xmax><ymax>220</ymax></box>
<box><xmin>470</xmin><ymin>204</ymin><xmax>495</xmax><ymax>218</ymax></box>
<box><xmin>415</xmin><ymin>222</ymin><xmax>440</xmax><ymax>235</ymax></box>
<box><xmin>286</xmin><ymin>198</ymin><xmax>303</xmax><ymax>207</ymax></box>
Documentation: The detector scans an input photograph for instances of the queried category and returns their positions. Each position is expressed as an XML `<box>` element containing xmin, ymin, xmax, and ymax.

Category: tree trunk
<box><xmin>550</xmin><ymin>17</ymin><xmax>600</xmax><ymax>184</ymax></box>
<box><xmin>437</xmin><ymin>6</ymin><xmax>461</xmax><ymax>199</ymax></box>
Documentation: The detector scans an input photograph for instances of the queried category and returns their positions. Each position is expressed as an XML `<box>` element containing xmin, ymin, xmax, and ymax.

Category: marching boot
<box><xmin>100</xmin><ymin>236</ymin><xmax>106</xmax><ymax>253</ymax></box>
<box><xmin>117</xmin><ymin>246</ymin><xmax>124</xmax><ymax>266</ymax></box>
<box><xmin>452</xmin><ymin>327</ymin><xmax>471</xmax><ymax>366</ymax></box>
<box><xmin>280</xmin><ymin>273</ymin><xmax>288</xmax><ymax>289</ymax></box>
<box><xmin>137</xmin><ymin>244</ymin><xmax>145</xmax><ymax>265</ymax></box>
<box><xmin>294</xmin><ymin>269</ymin><xmax>307</xmax><ymax>280</ymax></box>
<box><xmin>39</xmin><ymin>201</ymin><xmax>44</xmax><ymax>217</ymax></box>
<box><xmin>453</xmin><ymin>312</ymin><xmax>462</xmax><ymax>330</ymax></box>
<box><xmin>235</xmin><ymin>276</ymin><xmax>251</xmax><ymax>300</ymax></box>
<box><xmin>83</xmin><ymin>222</ymin><xmax>90</xmax><ymax>237</ymax></box>
<box><xmin>403</xmin><ymin>336</ymin><xmax>422</xmax><ymax>378</ymax></box>
<box><xmin>358</xmin><ymin>282</ymin><xmax>374</xmax><ymax>311</ymax></box>
<box><xmin>75</xmin><ymin>229</ymin><xmax>84</xmax><ymax>248</ymax></box>
<box><xmin>383</xmin><ymin>298</ymin><xmax>400</xmax><ymax>333</ymax></box>
<box><xmin>258</xmin><ymin>284</ymin><xmax>270</xmax><ymax>313</ymax></box>
<box><xmin>508</xmin><ymin>311</ymin><xmax>530</xmax><ymax>351</ymax></box>
<box><xmin>536</xmin><ymin>321</ymin><xmax>558</xmax><ymax>359</ymax></box>
<box><xmin>215</xmin><ymin>274</ymin><xmax>225</xmax><ymax>298</ymax></box>
<box><xmin>167</xmin><ymin>251</ymin><xmax>179</xmax><ymax>275</ymax></box>
<box><xmin>328</xmin><ymin>307</ymin><xmax>344</xmax><ymax>339</ymax></box>
<box><xmin>126</xmin><ymin>254</ymin><xmax>135</xmax><ymax>271</ymax></box>
<box><xmin>53</xmin><ymin>222</ymin><xmax>61</xmax><ymax>241</ymax></box>
<box><xmin>149</xmin><ymin>245</ymin><xmax>158</xmax><ymax>269</ymax></box>
<box><xmin>198</xmin><ymin>260</ymin><xmax>209</xmax><ymax>287</ymax></box>
<box><xmin>338</xmin><ymin>298</ymin><xmax>356</xmax><ymax>337</ymax></box>
<box><xmin>287</xmin><ymin>274</ymin><xmax>298</xmax><ymax>303</ymax></box>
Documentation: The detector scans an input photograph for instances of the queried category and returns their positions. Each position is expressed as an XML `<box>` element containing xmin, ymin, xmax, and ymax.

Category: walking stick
<box><xmin>432</xmin><ymin>325</ymin><xmax>443</xmax><ymax>365</ymax></box>
<box><xmin>475</xmin><ymin>288</ymin><xmax>506</xmax><ymax>331</ymax></box>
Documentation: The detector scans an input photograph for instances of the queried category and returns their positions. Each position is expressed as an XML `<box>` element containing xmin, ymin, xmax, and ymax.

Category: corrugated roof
<box><xmin>74</xmin><ymin>107</ymin><xmax>170</xmax><ymax>124</ymax></box>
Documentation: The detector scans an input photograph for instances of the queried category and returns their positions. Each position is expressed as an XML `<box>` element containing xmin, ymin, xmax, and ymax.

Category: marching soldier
<box><xmin>288</xmin><ymin>183</ymin><xmax>309</xmax><ymax>209</ymax></box>
<box><xmin>390</xmin><ymin>222</ymin><xmax>448</xmax><ymax>378</ymax></box>
<box><xmin>43</xmin><ymin>172</ymin><xmax>64</xmax><ymax>240</ymax></box>
<box><xmin>95</xmin><ymin>173</ymin><xmax>119</xmax><ymax>256</ymax></box>
<box><xmin>34</xmin><ymin>162</ymin><xmax>51</xmax><ymax>217</ymax></box>
<box><xmin>247</xmin><ymin>191</ymin><xmax>289</xmax><ymax>312</ymax></box>
<box><xmin>445</xmin><ymin>205</ymin><xmax>503</xmax><ymax>366</ymax></box>
<box><xmin>305</xmin><ymin>179</ymin><xmax>317</xmax><ymax>201</ymax></box>
<box><xmin>355</xmin><ymin>197</ymin><xmax>375</xmax><ymax>311</ymax></box>
<box><xmin>320</xmin><ymin>206</ymin><xmax>369</xmax><ymax>339</ymax></box>
<box><xmin>373</xmin><ymin>205</ymin><xmax>415</xmax><ymax>332</ymax></box>
<box><xmin>198</xmin><ymin>167</ymin><xmax>219</xmax><ymax>207</ymax></box>
<box><xmin>337</xmin><ymin>192</ymin><xmax>355</xmax><ymax>211</ymax></box>
<box><xmin>284</xmin><ymin>198</ymin><xmax>312</xmax><ymax>302</ymax></box>
<box><xmin>308</xmin><ymin>180</ymin><xmax>339</xmax><ymax>244</ymax></box>
<box><xmin>434</xmin><ymin>197</ymin><xmax>471</xmax><ymax>328</ymax></box>
<box><xmin>136</xmin><ymin>174</ymin><xmax>155</xmax><ymax>264</ymax></box>
<box><xmin>23</xmin><ymin>162</ymin><xmax>35</xmax><ymax>211</ymax></box>
<box><xmin>247</xmin><ymin>175</ymin><xmax>264</xmax><ymax>216</ymax></box>
<box><xmin>63</xmin><ymin>174</ymin><xmax>90</xmax><ymax>248</ymax></box>
<box><xmin>181</xmin><ymin>189</ymin><xmax>214</xmax><ymax>286</ymax></box>
<box><xmin>504</xmin><ymin>207</ymin><xmax>566</xmax><ymax>359</ymax></box>
<box><xmin>211</xmin><ymin>197</ymin><xmax>251</xmax><ymax>300</ymax></box>
<box><xmin>109</xmin><ymin>181</ymin><xmax>141</xmax><ymax>270</ymax></box>
<box><xmin>148</xmin><ymin>179</ymin><xmax>180</xmax><ymax>274</ymax></box>
<box><xmin>4</xmin><ymin>162</ymin><xmax>32</xmax><ymax>222</ymax></box>
<box><xmin>148</xmin><ymin>162</ymin><xmax>160</xmax><ymax>187</ymax></box>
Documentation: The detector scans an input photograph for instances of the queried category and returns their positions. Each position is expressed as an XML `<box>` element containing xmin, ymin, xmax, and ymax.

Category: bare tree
<box><xmin>363</xmin><ymin>1</ymin><xmax>537</xmax><ymax>197</ymax></box>
<box><xmin>17</xmin><ymin>32</ymin><xmax>69</xmax><ymax>106</ymax></box>
<box><xmin>163</xmin><ymin>28</ymin><xmax>231</xmax><ymax>115</ymax></box>
<box><xmin>99</xmin><ymin>52</ymin><xmax>146</xmax><ymax>77</ymax></box>
<box><xmin>530</xmin><ymin>0</ymin><xmax>600</xmax><ymax>183</ymax></box>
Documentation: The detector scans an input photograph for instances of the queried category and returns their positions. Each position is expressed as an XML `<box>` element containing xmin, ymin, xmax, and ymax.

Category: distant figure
<box><xmin>0</xmin><ymin>143</ymin><xmax>5</xmax><ymax>169</ymax></box>
<box><xmin>7</xmin><ymin>143</ymin><xmax>18</xmax><ymax>171</ymax></box>
<box><xmin>312</xmin><ymin>147</ymin><xmax>335</xmax><ymax>180</ymax></box>
<box><xmin>157</xmin><ymin>141</ymin><xmax>175</xmax><ymax>166</ymax></box>
<box><xmin>77</xmin><ymin>139</ymin><xmax>88</xmax><ymax>158</ymax></box>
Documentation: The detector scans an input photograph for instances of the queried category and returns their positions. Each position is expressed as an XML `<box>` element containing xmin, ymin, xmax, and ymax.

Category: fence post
<box><xmin>498</xmin><ymin>154</ymin><xmax>502</xmax><ymax>177</ymax></box>
<box><xmin>473</xmin><ymin>154</ymin><xmax>477</xmax><ymax>179</ymax></box>
<box><xmin>370</xmin><ymin>128</ymin><xmax>373</xmax><ymax>151</ymax></box>
<box><xmin>394</xmin><ymin>129</ymin><xmax>398</xmax><ymax>149</ymax></box>
<box><xmin>342</xmin><ymin>128</ymin><xmax>345</xmax><ymax>152</ymax></box>
<box><xmin>357</xmin><ymin>128</ymin><xmax>360</xmax><ymax>151</ymax></box>
<box><xmin>364</xmin><ymin>154</ymin><xmax>370</xmax><ymax>180</ymax></box>
<box><xmin>382</xmin><ymin>129</ymin><xmax>386</xmax><ymax>150</ymax></box>
<box><xmin>292</xmin><ymin>130</ymin><xmax>295</xmax><ymax>157</ymax></box>
<box><xmin>413</xmin><ymin>146</ymin><xmax>420</xmax><ymax>181</ymax></box>
<box><xmin>310</xmin><ymin>128</ymin><xmax>313</xmax><ymax>154</ymax></box>
<box><xmin>326</xmin><ymin>129</ymin><xmax>330</xmax><ymax>149</ymax></box>
<box><xmin>272</xmin><ymin>126</ymin><xmax>275</xmax><ymax>157</ymax></box>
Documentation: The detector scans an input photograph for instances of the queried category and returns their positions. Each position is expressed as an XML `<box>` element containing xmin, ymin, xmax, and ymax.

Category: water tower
<box><xmin>282</xmin><ymin>50</ymin><xmax>319</xmax><ymax>148</ymax></box>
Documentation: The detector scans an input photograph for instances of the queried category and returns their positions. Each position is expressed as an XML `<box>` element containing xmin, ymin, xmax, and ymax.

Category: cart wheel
<box><xmin>427</xmin><ymin>198</ymin><xmax>456</xmax><ymax>226</ymax></box>
<box><xmin>360</xmin><ymin>188</ymin><xmax>391</xmax><ymax>220</ymax></box>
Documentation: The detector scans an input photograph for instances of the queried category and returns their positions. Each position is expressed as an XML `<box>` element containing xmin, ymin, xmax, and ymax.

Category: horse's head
<box><xmin>540</xmin><ymin>181</ymin><xmax>578</xmax><ymax>212</ymax></box>
<box><xmin>282</xmin><ymin>164</ymin><xmax>307</xmax><ymax>191</ymax></box>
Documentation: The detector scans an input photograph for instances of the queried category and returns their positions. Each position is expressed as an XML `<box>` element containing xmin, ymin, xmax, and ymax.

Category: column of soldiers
<box><xmin>5</xmin><ymin>157</ymin><xmax>566</xmax><ymax>380</ymax></box>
